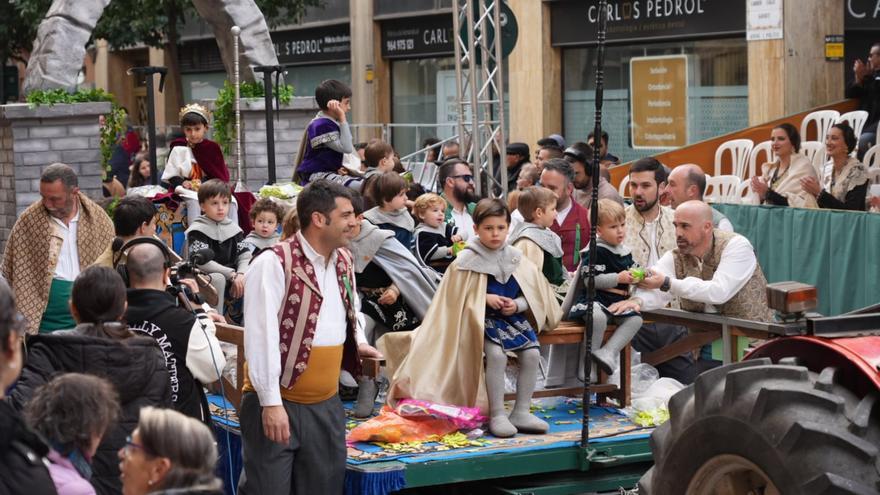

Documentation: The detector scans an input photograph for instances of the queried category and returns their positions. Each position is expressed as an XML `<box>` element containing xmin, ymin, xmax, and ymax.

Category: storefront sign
<box><xmin>825</xmin><ymin>35</ymin><xmax>845</xmax><ymax>61</ymax></box>
<box><xmin>846</xmin><ymin>0</ymin><xmax>880</xmax><ymax>29</ymax></box>
<box><xmin>746</xmin><ymin>0</ymin><xmax>783</xmax><ymax>41</ymax></box>
<box><xmin>630</xmin><ymin>55</ymin><xmax>688</xmax><ymax>149</ymax></box>
<box><xmin>272</xmin><ymin>24</ymin><xmax>351</xmax><ymax>66</ymax></box>
<box><xmin>381</xmin><ymin>15</ymin><xmax>454</xmax><ymax>59</ymax></box>
<box><xmin>550</xmin><ymin>0</ymin><xmax>746</xmax><ymax>46</ymax></box>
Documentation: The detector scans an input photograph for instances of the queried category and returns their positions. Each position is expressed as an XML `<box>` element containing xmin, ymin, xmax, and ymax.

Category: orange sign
<box><xmin>630</xmin><ymin>55</ymin><xmax>688</xmax><ymax>149</ymax></box>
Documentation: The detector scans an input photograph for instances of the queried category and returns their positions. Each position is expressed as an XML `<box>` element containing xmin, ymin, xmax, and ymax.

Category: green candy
<box><xmin>630</xmin><ymin>267</ymin><xmax>646</xmax><ymax>283</ymax></box>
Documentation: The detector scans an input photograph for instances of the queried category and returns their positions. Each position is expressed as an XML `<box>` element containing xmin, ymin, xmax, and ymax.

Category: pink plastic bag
<box><xmin>395</xmin><ymin>399</ymin><xmax>486</xmax><ymax>430</ymax></box>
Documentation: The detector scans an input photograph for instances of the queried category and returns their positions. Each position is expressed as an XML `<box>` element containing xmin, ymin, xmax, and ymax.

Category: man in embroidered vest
<box><xmin>2</xmin><ymin>163</ymin><xmax>114</xmax><ymax>334</ymax></box>
<box><xmin>666</xmin><ymin>164</ymin><xmax>733</xmax><ymax>232</ymax></box>
<box><xmin>238</xmin><ymin>180</ymin><xmax>382</xmax><ymax>494</ymax></box>
<box><xmin>540</xmin><ymin>158</ymin><xmax>590</xmax><ymax>272</ymax></box>
<box><xmin>613</xmin><ymin>201</ymin><xmax>774</xmax><ymax>323</ymax></box>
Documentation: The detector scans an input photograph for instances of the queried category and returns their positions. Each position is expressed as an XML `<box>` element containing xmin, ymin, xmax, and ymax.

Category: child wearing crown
<box><xmin>163</xmin><ymin>103</ymin><xmax>236</xmax><ymax>224</ymax></box>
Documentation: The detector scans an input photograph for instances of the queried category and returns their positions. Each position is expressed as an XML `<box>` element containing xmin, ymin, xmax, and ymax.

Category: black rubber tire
<box><xmin>638</xmin><ymin>358</ymin><xmax>880</xmax><ymax>495</ymax></box>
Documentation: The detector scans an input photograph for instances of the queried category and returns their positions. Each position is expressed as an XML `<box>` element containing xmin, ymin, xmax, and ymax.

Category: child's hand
<box><xmin>337</xmin><ymin>167</ymin><xmax>350</xmax><ymax>176</ymax></box>
<box><xmin>617</xmin><ymin>271</ymin><xmax>636</xmax><ymax>285</ymax></box>
<box><xmin>326</xmin><ymin>99</ymin><xmax>347</xmax><ymax>122</ymax></box>
<box><xmin>378</xmin><ymin>285</ymin><xmax>399</xmax><ymax>305</ymax></box>
<box><xmin>500</xmin><ymin>298</ymin><xmax>518</xmax><ymax>316</ymax></box>
<box><xmin>486</xmin><ymin>294</ymin><xmax>505</xmax><ymax>310</ymax></box>
<box><xmin>230</xmin><ymin>273</ymin><xmax>245</xmax><ymax>299</ymax></box>
<box><xmin>451</xmin><ymin>234</ymin><xmax>463</xmax><ymax>243</ymax></box>
<box><xmin>182</xmin><ymin>180</ymin><xmax>193</xmax><ymax>190</ymax></box>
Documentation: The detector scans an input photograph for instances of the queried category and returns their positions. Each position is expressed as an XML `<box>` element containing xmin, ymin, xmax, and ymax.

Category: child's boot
<box><xmin>508</xmin><ymin>348</ymin><xmax>549</xmax><ymax>434</ymax></box>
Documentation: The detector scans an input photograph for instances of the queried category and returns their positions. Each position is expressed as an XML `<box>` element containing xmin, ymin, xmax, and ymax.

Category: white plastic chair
<box><xmin>800</xmin><ymin>110</ymin><xmax>840</xmax><ymax>142</ymax></box>
<box><xmin>862</xmin><ymin>143</ymin><xmax>880</xmax><ymax>169</ymax></box>
<box><xmin>747</xmin><ymin>140</ymin><xmax>775</xmax><ymax>179</ymax></box>
<box><xmin>735</xmin><ymin>179</ymin><xmax>759</xmax><ymax>205</ymax></box>
<box><xmin>869</xmin><ymin>168</ymin><xmax>880</xmax><ymax>184</ymax></box>
<box><xmin>704</xmin><ymin>175</ymin><xmax>741</xmax><ymax>204</ymax></box>
<box><xmin>837</xmin><ymin>110</ymin><xmax>869</xmax><ymax>140</ymax></box>
<box><xmin>618</xmin><ymin>175</ymin><xmax>630</xmax><ymax>198</ymax></box>
<box><xmin>714</xmin><ymin>139</ymin><xmax>754</xmax><ymax>178</ymax></box>
<box><xmin>799</xmin><ymin>141</ymin><xmax>826</xmax><ymax>178</ymax></box>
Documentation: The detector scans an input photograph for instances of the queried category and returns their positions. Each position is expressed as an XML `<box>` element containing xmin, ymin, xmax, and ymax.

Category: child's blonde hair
<box><xmin>597</xmin><ymin>198</ymin><xmax>626</xmax><ymax>226</ymax></box>
<box><xmin>412</xmin><ymin>193</ymin><xmax>447</xmax><ymax>220</ymax></box>
<box><xmin>517</xmin><ymin>186</ymin><xmax>557</xmax><ymax>222</ymax></box>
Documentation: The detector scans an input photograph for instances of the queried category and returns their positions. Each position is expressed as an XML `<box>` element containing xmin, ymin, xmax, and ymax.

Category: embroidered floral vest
<box><xmin>272</xmin><ymin>237</ymin><xmax>361</xmax><ymax>389</ymax></box>
<box><xmin>672</xmin><ymin>230</ymin><xmax>774</xmax><ymax>322</ymax></box>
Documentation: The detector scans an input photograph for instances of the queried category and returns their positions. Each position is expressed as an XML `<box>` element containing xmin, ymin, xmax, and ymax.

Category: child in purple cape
<box><xmin>293</xmin><ymin>79</ymin><xmax>364</xmax><ymax>190</ymax></box>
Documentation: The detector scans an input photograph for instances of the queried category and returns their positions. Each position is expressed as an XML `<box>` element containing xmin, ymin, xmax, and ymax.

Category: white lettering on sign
<box><xmin>648</xmin><ymin>83</ymin><xmax>672</xmax><ymax>91</ymax></box>
<box><xmin>847</xmin><ymin>0</ymin><xmax>880</xmax><ymax>18</ymax></box>
<box><xmin>423</xmin><ymin>28</ymin><xmax>449</xmax><ymax>45</ymax></box>
<box><xmin>650</xmin><ymin>66</ymin><xmax>668</xmax><ymax>75</ymax></box>
<box><xmin>647</xmin><ymin>100</ymin><xmax>672</xmax><ymax>107</ymax></box>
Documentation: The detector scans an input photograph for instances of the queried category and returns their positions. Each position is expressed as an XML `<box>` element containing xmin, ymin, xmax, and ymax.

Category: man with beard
<box><xmin>238</xmin><ymin>180</ymin><xmax>381</xmax><ymax>494</ymax></box>
<box><xmin>624</xmin><ymin>158</ymin><xmax>676</xmax><ymax>269</ymax></box>
<box><xmin>611</xmin><ymin>200</ymin><xmax>773</xmax><ymax>322</ymax></box>
<box><xmin>665</xmin><ymin>164</ymin><xmax>734</xmax><ymax>232</ymax></box>
<box><xmin>1</xmin><ymin>163</ymin><xmax>114</xmax><ymax>333</ymax></box>
<box><xmin>564</xmin><ymin>142</ymin><xmax>623</xmax><ymax>210</ymax></box>
<box><xmin>623</xmin><ymin>158</ymin><xmax>697</xmax><ymax>383</ymax></box>
<box><xmin>439</xmin><ymin>158</ymin><xmax>479</xmax><ymax>241</ymax></box>
<box><xmin>539</xmin><ymin>158</ymin><xmax>590</xmax><ymax>273</ymax></box>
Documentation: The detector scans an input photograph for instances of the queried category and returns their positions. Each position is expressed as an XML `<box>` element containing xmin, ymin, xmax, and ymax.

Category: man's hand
<box><xmin>207</xmin><ymin>311</ymin><xmax>226</xmax><ymax>323</ymax></box>
<box><xmin>800</xmin><ymin>176</ymin><xmax>821</xmax><ymax>197</ymax></box>
<box><xmin>638</xmin><ymin>271</ymin><xmax>666</xmax><ymax>290</ymax></box>
<box><xmin>262</xmin><ymin>405</ymin><xmax>290</xmax><ymax>445</ymax></box>
<box><xmin>451</xmin><ymin>234</ymin><xmax>463</xmax><ymax>243</ymax></box>
<box><xmin>230</xmin><ymin>273</ymin><xmax>245</xmax><ymax>299</ymax></box>
<box><xmin>854</xmin><ymin>59</ymin><xmax>871</xmax><ymax>82</ymax></box>
<box><xmin>178</xmin><ymin>277</ymin><xmax>200</xmax><ymax>294</ymax></box>
<box><xmin>608</xmin><ymin>299</ymin><xmax>641</xmax><ymax>315</ymax></box>
<box><xmin>358</xmin><ymin>343</ymin><xmax>384</xmax><ymax>359</ymax></box>
<box><xmin>377</xmin><ymin>285</ymin><xmax>399</xmax><ymax>305</ymax></box>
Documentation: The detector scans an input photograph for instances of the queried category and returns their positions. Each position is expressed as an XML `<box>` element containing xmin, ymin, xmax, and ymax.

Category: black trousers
<box><xmin>237</xmin><ymin>392</ymin><xmax>346</xmax><ymax>495</ymax></box>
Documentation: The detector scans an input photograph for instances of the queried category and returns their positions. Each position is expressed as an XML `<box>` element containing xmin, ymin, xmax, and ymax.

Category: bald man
<box><xmin>612</xmin><ymin>201</ymin><xmax>773</xmax><ymax>321</ymax></box>
<box><xmin>124</xmin><ymin>242</ymin><xmax>226</xmax><ymax>422</ymax></box>
<box><xmin>665</xmin><ymin>164</ymin><xmax>733</xmax><ymax>232</ymax></box>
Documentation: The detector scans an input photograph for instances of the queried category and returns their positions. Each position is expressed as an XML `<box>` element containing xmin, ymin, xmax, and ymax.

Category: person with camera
<box><xmin>123</xmin><ymin>240</ymin><xmax>226</xmax><ymax>423</ymax></box>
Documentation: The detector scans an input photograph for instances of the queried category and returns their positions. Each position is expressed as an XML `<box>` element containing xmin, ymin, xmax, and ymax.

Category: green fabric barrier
<box><xmin>714</xmin><ymin>204</ymin><xmax>880</xmax><ymax>316</ymax></box>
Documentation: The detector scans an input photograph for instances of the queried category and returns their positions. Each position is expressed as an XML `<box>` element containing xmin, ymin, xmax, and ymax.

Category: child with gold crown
<box><xmin>163</xmin><ymin>103</ymin><xmax>237</xmax><ymax>224</ymax></box>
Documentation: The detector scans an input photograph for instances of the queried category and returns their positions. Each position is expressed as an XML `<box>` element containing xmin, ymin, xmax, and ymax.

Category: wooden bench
<box><xmin>214</xmin><ymin>320</ymin><xmax>633</xmax><ymax>412</ymax></box>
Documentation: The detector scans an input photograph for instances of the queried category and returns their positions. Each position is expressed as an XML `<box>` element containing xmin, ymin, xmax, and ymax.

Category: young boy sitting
<box><xmin>363</xmin><ymin>173</ymin><xmax>415</xmax><ymax>250</ymax></box>
<box><xmin>186</xmin><ymin>179</ymin><xmax>252</xmax><ymax>313</ymax></box>
<box><xmin>561</xmin><ymin>199</ymin><xmax>643</xmax><ymax>379</ymax></box>
<box><xmin>163</xmin><ymin>103</ymin><xmax>235</xmax><ymax>224</ymax></box>
<box><xmin>242</xmin><ymin>198</ymin><xmax>285</xmax><ymax>257</ymax></box>
<box><xmin>293</xmin><ymin>79</ymin><xmax>363</xmax><ymax>190</ymax></box>
<box><xmin>507</xmin><ymin>186</ymin><xmax>565</xmax><ymax>287</ymax></box>
<box><xmin>413</xmin><ymin>193</ymin><xmax>462</xmax><ymax>273</ymax></box>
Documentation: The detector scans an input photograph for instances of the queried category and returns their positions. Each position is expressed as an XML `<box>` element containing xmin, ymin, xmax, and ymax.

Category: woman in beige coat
<box><xmin>750</xmin><ymin>123</ymin><xmax>818</xmax><ymax>208</ymax></box>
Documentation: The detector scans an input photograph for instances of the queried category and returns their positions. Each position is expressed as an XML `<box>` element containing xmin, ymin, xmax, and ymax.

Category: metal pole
<box><xmin>253</xmin><ymin>65</ymin><xmax>283</xmax><ymax>185</ymax></box>
<box><xmin>127</xmin><ymin>66</ymin><xmax>168</xmax><ymax>185</ymax></box>
<box><xmin>491</xmin><ymin>0</ymin><xmax>506</xmax><ymax>198</ymax></box>
<box><xmin>582</xmin><ymin>0</ymin><xmax>608</xmax><ymax>450</ymax></box>
<box><xmin>465</xmin><ymin>0</ymin><xmax>481</xmax><ymax>190</ymax></box>
<box><xmin>231</xmin><ymin>26</ymin><xmax>243</xmax><ymax>190</ymax></box>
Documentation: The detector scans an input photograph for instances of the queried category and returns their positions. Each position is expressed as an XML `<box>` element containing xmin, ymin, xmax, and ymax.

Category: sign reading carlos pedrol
<box><xmin>630</xmin><ymin>55</ymin><xmax>688</xmax><ymax>149</ymax></box>
<box><xmin>272</xmin><ymin>25</ymin><xmax>351</xmax><ymax>66</ymax></box>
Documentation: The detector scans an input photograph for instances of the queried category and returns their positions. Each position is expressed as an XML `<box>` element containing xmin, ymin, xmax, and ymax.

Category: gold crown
<box><xmin>179</xmin><ymin>103</ymin><xmax>211</xmax><ymax>125</ymax></box>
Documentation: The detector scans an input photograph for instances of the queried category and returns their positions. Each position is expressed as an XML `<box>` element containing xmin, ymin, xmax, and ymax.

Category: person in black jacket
<box><xmin>847</xmin><ymin>42</ymin><xmax>880</xmax><ymax>159</ymax></box>
<box><xmin>0</xmin><ymin>278</ymin><xmax>58</xmax><ymax>495</ymax></box>
<box><xmin>10</xmin><ymin>266</ymin><xmax>170</xmax><ymax>495</ymax></box>
<box><xmin>124</xmin><ymin>241</ymin><xmax>226</xmax><ymax>423</ymax></box>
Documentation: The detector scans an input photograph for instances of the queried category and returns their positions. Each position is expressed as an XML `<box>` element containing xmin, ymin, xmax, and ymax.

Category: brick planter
<box><xmin>0</xmin><ymin>101</ymin><xmax>110</xmax><ymax>253</ymax></box>
<box><xmin>237</xmin><ymin>96</ymin><xmax>318</xmax><ymax>191</ymax></box>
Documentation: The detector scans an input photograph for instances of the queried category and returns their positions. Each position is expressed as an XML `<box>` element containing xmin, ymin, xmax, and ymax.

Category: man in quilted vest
<box><xmin>238</xmin><ymin>180</ymin><xmax>382</xmax><ymax>495</ymax></box>
<box><xmin>612</xmin><ymin>201</ymin><xmax>773</xmax><ymax>322</ymax></box>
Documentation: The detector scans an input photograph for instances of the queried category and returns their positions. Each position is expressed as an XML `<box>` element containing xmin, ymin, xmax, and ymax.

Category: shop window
<box><xmin>563</xmin><ymin>38</ymin><xmax>748</xmax><ymax>164</ymax></box>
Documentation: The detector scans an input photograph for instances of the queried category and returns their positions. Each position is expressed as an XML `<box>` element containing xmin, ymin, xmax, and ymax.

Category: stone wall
<box><xmin>238</xmin><ymin>96</ymin><xmax>317</xmax><ymax>191</ymax></box>
<box><xmin>0</xmin><ymin>102</ymin><xmax>109</xmax><ymax>253</ymax></box>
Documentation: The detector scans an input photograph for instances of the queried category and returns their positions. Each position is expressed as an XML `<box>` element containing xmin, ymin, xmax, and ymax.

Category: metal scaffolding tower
<box><xmin>452</xmin><ymin>0</ymin><xmax>507</xmax><ymax>198</ymax></box>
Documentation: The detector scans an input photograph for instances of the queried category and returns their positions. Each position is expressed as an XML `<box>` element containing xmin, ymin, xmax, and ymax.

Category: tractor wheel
<box><xmin>638</xmin><ymin>358</ymin><xmax>880</xmax><ymax>494</ymax></box>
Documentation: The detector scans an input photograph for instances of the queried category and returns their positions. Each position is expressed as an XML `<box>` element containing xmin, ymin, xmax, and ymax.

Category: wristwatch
<box><xmin>659</xmin><ymin>276</ymin><xmax>671</xmax><ymax>292</ymax></box>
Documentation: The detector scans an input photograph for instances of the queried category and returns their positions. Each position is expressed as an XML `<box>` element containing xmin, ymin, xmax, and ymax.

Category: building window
<box><xmin>563</xmin><ymin>38</ymin><xmax>748</xmax><ymax>164</ymax></box>
<box><xmin>390</xmin><ymin>57</ymin><xmax>457</xmax><ymax>156</ymax></box>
